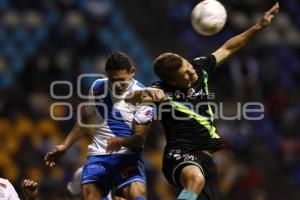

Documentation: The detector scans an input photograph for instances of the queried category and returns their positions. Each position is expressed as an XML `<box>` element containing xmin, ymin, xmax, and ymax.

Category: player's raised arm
<box><xmin>126</xmin><ymin>88</ymin><xmax>167</xmax><ymax>105</ymax></box>
<box><xmin>213</xmin><ymin>2</ymin><xmax>279</xmax><ymax>65</ymax></box>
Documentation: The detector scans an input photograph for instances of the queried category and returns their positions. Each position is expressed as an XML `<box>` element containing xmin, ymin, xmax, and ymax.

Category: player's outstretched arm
<box><xmin>106</xmin><ymin>120</ymin><xmax>151</xmax><ymax>153</ymax></box>
<box><xmin>22</xmin><ymin>180</ymin><xmax>38</xmax><ymax>200</ymax></box>
<box><xmin>44</xmin><ymin>123</ymin><xmax>88</xmax><ymax>167</ymax></box>
<box><xmin>44</xmin><ymin>102</ymin><xmax>97</xmax><ymax>167</ymax></box>
<box><xmin>126</xmin><ymin>88</ymin><xmax>167</xmax><ymax>105</ymax></box>
<box><xmin>213</xmin><ymin>2</ymin><xmax>279</xmax><ymax>65</ymax></box>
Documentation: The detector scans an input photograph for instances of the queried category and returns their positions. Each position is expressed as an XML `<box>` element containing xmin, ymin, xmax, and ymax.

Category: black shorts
<box><xmin>162</xmin><ymin>148</ymin><xmax>220</xmax><ymax>200</ymax></box>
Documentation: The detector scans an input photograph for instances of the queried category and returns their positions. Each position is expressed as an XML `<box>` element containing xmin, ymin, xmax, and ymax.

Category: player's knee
<box><xmin>180</xmin><ymin>165</ymin><xmax>205</xmax><ymax>192</ymax></box>
<box><xmin>187</xmin><ymin>172</ymin><xmax>204</xmax><ymax>187</ymax></box>
<box><xmin>81</xmin><ymin>184</ymin><xmax>103</xmax><ymax>200</ymax></box>
<box><xmin>81</xmin><ymin>187</ymin><xmax>93</xmax><ymax>200</ymax></box>
<box><xmin>191</xmin><ymin>173</ymin><xmax>205</xmax><ymax>188</ymax></box>
<box><xmin>124</xmin><ymin>182</ymin><xmax>146</xmax><ymax>199</ymax></box>
<box><xmin>137</xmin><ymin>185</ymin><xmax>147</xmax><ymax>197</ymax></box>
<box><xmin>131</xmin><ymin>184</ymin><xmax>146</xmax><ymax>198</ymax></box>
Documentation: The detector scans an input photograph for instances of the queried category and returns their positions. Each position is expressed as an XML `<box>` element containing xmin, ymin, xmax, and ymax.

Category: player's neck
<box><xmin>172</xmin><ymin>82</ymin><xmax>192</xmax><ymax>89</ymax></box>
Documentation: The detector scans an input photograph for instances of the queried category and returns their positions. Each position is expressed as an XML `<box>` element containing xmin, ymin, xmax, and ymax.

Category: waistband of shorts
<box><xmin>164</xmin><ymin>145</ymin><xmax>214</xmax><ymax>157</ymax></box>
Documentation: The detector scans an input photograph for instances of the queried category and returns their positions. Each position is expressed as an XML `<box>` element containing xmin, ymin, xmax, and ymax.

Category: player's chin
<box><xmin>115</xmin><ymin>88</ymin><xmax>126</xmax><ymax>95</ymax></box>
<box><xmin>190</xmin><ymin>74</ymin><xmax>198</xmax><ymax>83</ymax></box>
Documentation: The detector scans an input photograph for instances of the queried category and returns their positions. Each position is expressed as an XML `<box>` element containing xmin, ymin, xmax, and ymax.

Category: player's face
<box><xmin>106</xmin><ymin>68</ymin><xmax>135</xmax><ymax>95</ymax></box>
<box><xmin>171</xmin><ymin>58</ymin><xmax>198</xmax><ymax>87</ymax></box>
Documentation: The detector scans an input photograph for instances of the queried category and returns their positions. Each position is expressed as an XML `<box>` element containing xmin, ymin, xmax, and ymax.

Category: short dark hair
<box><xmin>154</xmin><ymin>53</ymin><xmax>183</xmax><ymax>81</ymax></box>
<box><xmin>105</xmin><ymin>52</ymin><xmax>133</xmax><ymax>71</ymax></box>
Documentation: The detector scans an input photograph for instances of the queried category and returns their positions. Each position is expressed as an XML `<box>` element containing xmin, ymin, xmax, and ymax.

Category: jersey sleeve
<box><xmin>192</xmin><ymin>54</ymin><xmax>217</xmax><ymax>75</ymax></box>
<box><xmin>133</xmin><ymin>105</ymin><xmax>154</xmax><ymax>124</ymax></box>
<box><xmin>79</xmin><ymin>81</ymin><xmax>100</xmax><ymax>122</ymax></box>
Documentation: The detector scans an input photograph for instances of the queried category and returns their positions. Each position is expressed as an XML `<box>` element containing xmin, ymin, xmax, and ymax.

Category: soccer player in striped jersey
<box><xmin>44</xmin><ymin>52</ymin><xmax>153</xmax><ymax>200</ymax></box>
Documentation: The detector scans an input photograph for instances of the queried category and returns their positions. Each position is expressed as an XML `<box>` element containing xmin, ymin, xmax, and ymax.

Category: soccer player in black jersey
<box><xmin>107</xmin><ymin>3</ymin><xmax>279</xmax><ymax>200</ymax></box>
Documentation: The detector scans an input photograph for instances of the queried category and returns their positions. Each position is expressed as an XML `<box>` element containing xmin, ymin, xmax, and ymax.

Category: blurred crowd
<box><xmin>0</xmin><ymin>0</ymin><xmax>300</xmax><ymax>200</ymax></box>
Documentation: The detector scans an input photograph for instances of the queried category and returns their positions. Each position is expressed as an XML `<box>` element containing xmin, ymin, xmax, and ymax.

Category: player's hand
<box><xmin>256</xmin><ymin>2</ymin><xmax>279</xmax><ymax>30</ymax></box>
<box><xmin>22</xmin><ymin>179</ymin><xmax>38</xmax><ymax>200</ymax></box>
<box><xmin>44</xmin><ymin>144</ymin><xmax>67</xmax><ymax>167</ymax></box>
<box><xmin>106</xmin><ymin>137</ymin><xmax>123</xmax><ymax>153</ymax></box>
<box><xmin>142</xmin><ymin>88</ymin><xmax>167</xmax><ymax>102</ymax></box>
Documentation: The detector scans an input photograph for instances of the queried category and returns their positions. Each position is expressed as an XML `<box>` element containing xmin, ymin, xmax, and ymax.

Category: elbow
<box><xmin>125</xmin><ymin>98</ymin><xmax>136</xmax><ymax>105</ymax></box>
<box><xmin>125</xmin><ymin>95</ymin><xmax>138</xmax><ymax>105</ymax></box>
<box><xmin>122</xmin><ymin>135</ymin><xmax>146</xmax><ymax>148</ymax></box>
<box><xmin>125</xmin><ymin>90</ymin><xmax>141</xmax><ymax>105</ymax></box>
<box><xmin>135</xmin><ymin>136</ymin><xmax>146</xmax><ymax>147</ymax></box>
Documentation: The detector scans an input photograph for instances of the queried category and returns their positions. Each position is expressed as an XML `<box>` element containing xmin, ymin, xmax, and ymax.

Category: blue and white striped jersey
<box><xmin>85</xmin><ymin>78</ymin><xmax>153</xmax><ymax>156</ymax></box>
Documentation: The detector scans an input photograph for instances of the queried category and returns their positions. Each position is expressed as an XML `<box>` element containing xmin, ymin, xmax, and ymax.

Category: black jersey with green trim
<box><xmin>152</xmin><ymin>55</ymin><xmax>223</xmax><ymax>152</ymax></box>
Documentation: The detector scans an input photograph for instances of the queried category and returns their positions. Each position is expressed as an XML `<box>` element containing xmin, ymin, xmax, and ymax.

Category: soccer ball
<box><xmin>191</xmin><ymin>0</ymin><xmax>227</xmax><ymax>36</ymax></box>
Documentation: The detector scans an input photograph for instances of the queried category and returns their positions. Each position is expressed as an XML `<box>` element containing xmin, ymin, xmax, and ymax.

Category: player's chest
<box><xmin>112</xmin><ymin>100</ymin><xmax>135</xmax><ymax>113</ymax></box>
<box><xmin>165</xmin><ymin>84</ymin><xmax>206</xmax><ymax>102</ymax></box>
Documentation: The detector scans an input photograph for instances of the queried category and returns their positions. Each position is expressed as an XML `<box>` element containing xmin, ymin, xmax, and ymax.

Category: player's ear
<box><xmin>129</xmin><ymin>67</ymin><xmax>135</xmax><ymax>76</ymax></box>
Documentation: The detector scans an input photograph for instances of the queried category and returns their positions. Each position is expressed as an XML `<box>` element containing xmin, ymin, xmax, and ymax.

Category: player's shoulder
<box><xmin>191</xmin><ymin>55</ymin><xmax>215</xmax><ymax>65</ymax></box>
<box><xmin>0</xmin><ymin>177</ymin><xmax>9</xmax><ymax>184</ymax></box>
<box><xmin>193</xmin><ymin>56</ymin><xmax>208</xmax><ymax>61</ymax></box>
<box><xmin>0</xmin><ymin>178</ymin><xmax>12</xmax><ymax>189</ymax></box>
<box><xmin>132</xmin><ymin>79</ymin><xmax>146</xmax><ymax>90</ymax></box>
<box><xmin>191</xmin><ymin>54</ymin><xmax>217</xmax><ymax>74</ymax></box>
<box><xmin>91</xmin><ymin>78</ymin><xmax>108</xmax><ymax>95</ymax></box>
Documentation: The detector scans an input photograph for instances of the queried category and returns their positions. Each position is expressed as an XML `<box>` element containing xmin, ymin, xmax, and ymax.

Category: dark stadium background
<box><xmin>0</xmin><ymin>0</ymin><xmax>299</xmax><ymax>199</ymax></box>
